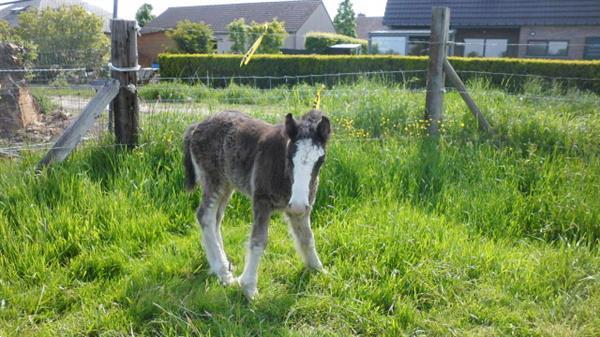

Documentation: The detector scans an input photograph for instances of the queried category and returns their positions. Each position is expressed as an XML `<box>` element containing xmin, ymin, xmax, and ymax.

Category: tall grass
<box><xmin>0</xmin><ymin>80</ymin><xmax>599</xmax><ymax>336</ymax></box>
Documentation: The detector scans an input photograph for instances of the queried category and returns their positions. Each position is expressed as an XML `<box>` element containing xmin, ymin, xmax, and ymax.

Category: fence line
<box><xmin>0</xmin><ymin>67</ymin><xmax>90</xmax><ymax>73</ymax></box>
<box><xmin>1</xmin><ymin>68</ymin><xmax>600</xmax><ymax>84</ymax></box>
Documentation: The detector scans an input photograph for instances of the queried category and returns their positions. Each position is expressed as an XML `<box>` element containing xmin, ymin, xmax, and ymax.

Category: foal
<box><xmin>183</xmin><ymin>110</ymin><xmax>331</xmax><ymax>298</ymax></box>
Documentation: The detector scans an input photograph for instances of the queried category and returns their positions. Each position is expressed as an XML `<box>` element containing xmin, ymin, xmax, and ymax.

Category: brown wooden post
<box><xmin>443</xmin><ymin>60</ymin><xmax>492</xmax><ymax>133</ymax></box>
<box><xmin>424</xmin><ymin>7</ymin><xmax>450</xmax><ymax>136</ymax></box>
<box><xmin>110</xmin><ymin>19</ymin><xmax>139</xmax><ymax>148</ymax></box>
<box><xmin>37</xmin><ymin>80</ymin><xmax>120</xmax><ymax>170</ymax></box>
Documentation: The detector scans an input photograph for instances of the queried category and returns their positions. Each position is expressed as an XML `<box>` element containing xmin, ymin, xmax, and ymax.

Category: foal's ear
<box><xmin>317</xmin><ymin>116</ymin><xmax>331</xmax><ymax>144</ymax></box>
<box><xmin>285</xmin><ymin>113</ymin><xmax>298</xmax><ymax>140</ymax></box>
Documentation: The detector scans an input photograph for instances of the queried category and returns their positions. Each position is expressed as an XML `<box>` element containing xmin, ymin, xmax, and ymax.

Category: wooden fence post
<box><xmin>443</xmin><ymin>60</ymin><xmax>492</xmax><ymax>132</ymax></box>
<box><xmin>37</xmin><ymin>80</ymin><xmax>120</xmax><ymax>170</ymax></box>
<box><xmin>424</xmin><ymin>7</ymin><xmax>450</xmax><ymax>136</ymax></box>
<box><xmin>110</xmin><ymin>19</ymin><xmax>139</xmax><ymax>148</ymax></box>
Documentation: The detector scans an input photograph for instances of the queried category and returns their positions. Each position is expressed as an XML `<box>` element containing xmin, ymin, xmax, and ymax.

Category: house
<box><xmin>0</xmin><ymin>0</ymin><xmax>112</xmax><ymax>33</ymax></box>
<box><xmin>382</xmin><ymin>0</ymin><xmax>600</xmax><ymax>59</ymax></box>
<box><xmin>139</xmin><ymin>0</ymin><xmax>335</xmax><ymax>66</ymax></box>
<box><xmin>356</xmin><ymin>14</ymin><xmax>384</xmax><ymax>40</ymax></box>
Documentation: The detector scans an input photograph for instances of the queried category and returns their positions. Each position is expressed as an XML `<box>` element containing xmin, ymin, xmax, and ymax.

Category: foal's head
<box><xmin>284</xmin><ymin>110</ymin><xmax>331</xmax><ymax>214</ymax></box>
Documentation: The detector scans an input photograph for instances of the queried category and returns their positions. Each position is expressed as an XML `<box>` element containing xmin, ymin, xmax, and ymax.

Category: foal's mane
<box><xmin>295</xmin><ymin>110</ymin><xmax>324</xmax><ymax>138</ymax></box>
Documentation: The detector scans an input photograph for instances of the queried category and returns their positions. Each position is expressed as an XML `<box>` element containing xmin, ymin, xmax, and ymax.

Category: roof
<box><xmin>383</xmin><ymin>0</ymin><xmax>600</xmax><ymax>27</ymax></box>
<box><xmin>0</xmin><ymin>0</ymin><xmax>112</xmax><ymax>32</ymax></box>
<box><xmin>142</xmin><ymin>0</ymin><xmax>324</xmax><ymax>34</ymax></box>
<box><xmin>356</xmin><ymin>15</ymin><xmax>385</xmax><ymax>39</ymax></box>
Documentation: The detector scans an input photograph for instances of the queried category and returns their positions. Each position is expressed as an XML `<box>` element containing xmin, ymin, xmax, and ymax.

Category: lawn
<box><xmin>1</xmin><ymin>80</ymin><xmax>599</xmax><ymax>336</ymax></box>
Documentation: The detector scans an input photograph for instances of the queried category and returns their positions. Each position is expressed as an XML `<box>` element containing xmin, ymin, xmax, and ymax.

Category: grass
<box><xmin>0</xmin><ymin>80</ymin><xmax>599</xmax><ymax>336</ymax></box>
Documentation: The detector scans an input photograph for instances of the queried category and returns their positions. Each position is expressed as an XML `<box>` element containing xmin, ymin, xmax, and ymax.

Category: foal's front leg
<box><xmin>237</xmin><ymin>199</ymin><xmax>271</xmax><ymax>299</ymax></box>
<box><xmin>285</xmin><ymin>212</ymin><xmax>324</xmax><ymax>271</ymax></box>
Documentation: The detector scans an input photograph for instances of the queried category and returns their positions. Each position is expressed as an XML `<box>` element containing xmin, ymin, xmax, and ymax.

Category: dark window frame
<box><xmin>584</xmin><ymin>37</ymin><xmax>600</xmax><ymax>60</ymax></box>
<box><xmin>463</xmin><ymin>38</ymin><xmax>509</xmax><ymax>58</ymax></box>
<box><xmin>526</xmin><ymin>40</ymin><xmax>569</xmax><ymax>58</ymax></box>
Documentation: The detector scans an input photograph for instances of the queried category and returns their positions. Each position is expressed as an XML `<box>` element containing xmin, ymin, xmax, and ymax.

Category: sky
<box><xmin>85</xmin><ymin>0</ymin><xmax>388</xmax><ymax>20</ymax></box>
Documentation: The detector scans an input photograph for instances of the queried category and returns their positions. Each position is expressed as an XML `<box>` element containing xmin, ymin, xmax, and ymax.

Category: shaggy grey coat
<box><xmin>183</xmin><ymin>110</ymin><xmax>330</xmax><ymax>298</ymax></box>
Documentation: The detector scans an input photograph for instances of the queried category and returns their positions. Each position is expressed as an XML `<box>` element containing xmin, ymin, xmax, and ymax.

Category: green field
<box><xmin>1</xmin><ymin>80</ymin><xmax>599</xmax><ymax>336</ymax></box>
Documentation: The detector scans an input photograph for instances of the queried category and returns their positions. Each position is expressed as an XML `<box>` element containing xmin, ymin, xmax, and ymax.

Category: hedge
<box><xmin>157</xmin><ymin>54</ymin><xmax>600</xmax><ymax>92</ymax></box>
<box><xmin>304</xmin><ymin>32</ymin><xmax>369</xmax><ymax>54</ymax></box>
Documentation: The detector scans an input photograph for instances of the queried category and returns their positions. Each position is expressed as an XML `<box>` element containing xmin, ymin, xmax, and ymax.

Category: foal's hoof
<box><xmin>218</xmin><ymin>272</ymin><xmax>236</xmax><ymax>286</ymax></box>
<box><xmin>309</xmin><ymin>263</ymin><xmax>327</xmax><ymax>274</ymax></box>
<box><xmin>236</xmin><ymin>277</ymin><xmax>258</xmax><ymax>300</ymax></box>
<box><xmin>316</xmin><ymin>267</ymin><xmax>329</xmax><ymax>274</ymax></box>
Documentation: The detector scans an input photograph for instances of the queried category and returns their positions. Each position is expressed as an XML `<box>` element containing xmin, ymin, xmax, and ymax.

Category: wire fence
<box><xmin>1</xmin><ymin>51</ymin><xmax>599</xmax><ymax>159</ymax></box>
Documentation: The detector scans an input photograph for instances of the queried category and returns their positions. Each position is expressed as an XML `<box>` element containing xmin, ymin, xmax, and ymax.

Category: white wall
<box><xmin>295</xmin><ymin>3</ymin><xmax>336</xmax><ymax>49</ymax></box>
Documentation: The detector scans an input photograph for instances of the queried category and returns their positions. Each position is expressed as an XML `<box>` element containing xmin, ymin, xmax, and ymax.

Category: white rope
<box><xmin>0</xmin><ymin>67</ymin><xmax>87</xmax><ymax>73</ymax></box>
<box><xmin>158</xmin><ymin>69</ymin><xmax>427</xmax><ymax>81</ymax></box>
<box><xmin>108</xmin><ymin>63</ymin><xmax>141</xmax><ymax>73</ymax></box>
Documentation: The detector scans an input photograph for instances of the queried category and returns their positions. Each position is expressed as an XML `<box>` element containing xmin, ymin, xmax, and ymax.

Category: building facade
<box><xmin>381</xmin><ymin>0</ymin><xmax>600</xmax><ymax>60</ymax></box>
<box><xmin>138</xmin><ymin>0</ymin><xmax>335</xmax><ymax>66</ymax></box>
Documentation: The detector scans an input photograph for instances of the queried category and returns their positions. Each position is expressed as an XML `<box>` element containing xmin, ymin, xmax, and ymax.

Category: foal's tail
<box><xmin>183</xmin><ymin>126</ymin><xmax>197</xmax><ymax>191</ymax></box>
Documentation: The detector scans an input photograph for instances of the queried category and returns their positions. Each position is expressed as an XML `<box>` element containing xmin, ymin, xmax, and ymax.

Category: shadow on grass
<box><xmin>80</xmin><ymin>144</ymin><xmax>125</xmax><ymax>191</ymax></box>
<box><xmin>411</xmin><ymin>136</ymin><xmax>444</xmax><ymax>211</ymax></box>
<box><xmin>121</xmin><ymin>259</ymin><xmax>307</xmax><ymax>335</ymax></box>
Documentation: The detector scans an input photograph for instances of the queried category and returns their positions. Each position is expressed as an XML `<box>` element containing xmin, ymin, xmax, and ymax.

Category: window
<box><xmin>526</xmin><ymin>40</ymin><xmax>569</xmax><ymax>58</ymax></box>
<box><xmin>407</xmin><ymin>36</ymin><xmax>430</xmax><ymax>56</ymax></box>
<box><xmin>371</xmin><ymin>36</ymin><xmax>406</xmax><ymax>55</ymax></box>
<box><xmin>584</xmin><ymin>37</ymin><xmax>600</xmax><ymax>60</ymax></box>
<box><xmin>463</xmin><ymin>39</ymin><xmax>508</xmax><ymax>58</ymax></box>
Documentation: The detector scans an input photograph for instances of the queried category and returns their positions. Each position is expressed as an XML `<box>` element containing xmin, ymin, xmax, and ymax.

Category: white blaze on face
<box><xmin>289</xmin><ymin>139</ymin><xmax>324</xmax><ymax>212</ymax></box>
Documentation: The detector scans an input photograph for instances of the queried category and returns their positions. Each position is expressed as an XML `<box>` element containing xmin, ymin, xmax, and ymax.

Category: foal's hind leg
<box><xmin>285</xmin><ymin>212</ymin><xmax>324</xmax><ymax>271</ymax></box>
<box><xmin>215</xmin><ymin>187</ymin><xmax>234</xmax><ymax>255</ymax></box>
<box><xmin>197</xmin><ymin>189</ymin><xmax>235</xmax><ymax>285</ymax></box>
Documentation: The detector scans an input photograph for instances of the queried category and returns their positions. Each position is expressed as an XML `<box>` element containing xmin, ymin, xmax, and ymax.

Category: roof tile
<box><xmin>383</xmin><ymin>0</ymin><xmax>600</xmax><ymax>27</ymax></box>
<box><xmin>143</xmin><ymin>0</ymin><xmax>324</xmax><ymax>34</ymax></box>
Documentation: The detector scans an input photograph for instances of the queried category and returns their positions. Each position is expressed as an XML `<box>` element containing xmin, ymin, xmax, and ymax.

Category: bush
<box><xmin>166</xmin><ymin>20</ymin><xmax>215</xmax><ymax>54</ymax></box>
<box><xmin>228</xmin><ymin>18</ymin><xmax>287</xmax><ymax>54</ymax></box>
<box><xmin>305</xmin><ymin>32</ymin><xmax>368</xmax><ymax>54</ymax></box>
<box><xmin>158</xmin><ymin>54</ymin><xmax>600</xmax><ymax>92</ymax></box>
<box><xmin>18</xmin><ymin>6</ymin><xmax>108</xmax><ymax>69</ymax></box>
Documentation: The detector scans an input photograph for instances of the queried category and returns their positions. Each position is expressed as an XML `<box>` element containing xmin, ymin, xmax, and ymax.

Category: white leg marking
<box><xmin>215</xmin><ymin>190</ymin><xmax>232</xmax><ymax>258</ymax></box>
<box><xmin>237</xmin><ymin>244</ymin><xmax>265</xmax><ymax>299</ymax></box>
<box><xmin>190</xmin><ymin>152</ymin><xmax>204</xmax><ymax>185</ymax></box>
<box><xmin>286</xmin><ymin>213</ymin><xmax>324</xmax><ymax>271</ymax></box>
<box><xmin>199</xmin><ymin>199</ymin><xmax>234</xmax><ymax>285</ymax></box>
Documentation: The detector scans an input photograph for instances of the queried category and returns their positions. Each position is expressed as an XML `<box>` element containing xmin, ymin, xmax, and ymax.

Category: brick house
<box><xmin>139</xmin><ymin>0</ymin><xmax>335</xmax><ymax>66</ymax></box>
<box><xmin>380</xmin><ymin>0</ymin><xmax>600</xmax><ymax>59</ymax></box>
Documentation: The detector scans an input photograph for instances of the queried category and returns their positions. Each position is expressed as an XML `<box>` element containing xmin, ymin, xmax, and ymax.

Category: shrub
<box><xmin>158</xmin><ymin>54</ymin><xmax>600</xmax><ymax>92</ymax></box>
<box><xmin>166</xmin><ymin>20</ymin><xmax>215</xmax><ymax>54</ymax></box>
<box><xmin>305</xmin><ymin>32</ymin><xmax>368</xmax><ymax>54</ymax></box>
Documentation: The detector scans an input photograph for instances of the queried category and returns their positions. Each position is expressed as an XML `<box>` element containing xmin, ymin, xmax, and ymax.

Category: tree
<box><xmin>227</xmin><ymin>19</ymin><xmax>287</xmax><ymax>54</ymax></box>
<box><xmin>251</xmin><ymin>19</ymin><xmax>287</xmax><ymax>54</ymax></box>
<box><xmin>0</xmin><ymin>20</ymin><xmax>15</xmax><ymax>42</ymax></box>
<box><xmin>334</xmin><ymin>0</ymin><xmax>357</xmax><ymax>37</ymax></box>
<box><xmin>227</xmin><ymin>18</ymin><xmax>247</xmax><ymax>54</ymax></box>
<box><xmin>18</xmin><ymin>6</ymin><xmax>109</xmax><ymax>69</ymax></box>
<box><xmin>135</xmin><ymin>3</ymin><xmax>156</xmax><ymax>28</ymax></box>
<box><xmin>167</xmin><ymin>20</ymin><xmax>215</xmax><ymax>54</ymax></box>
